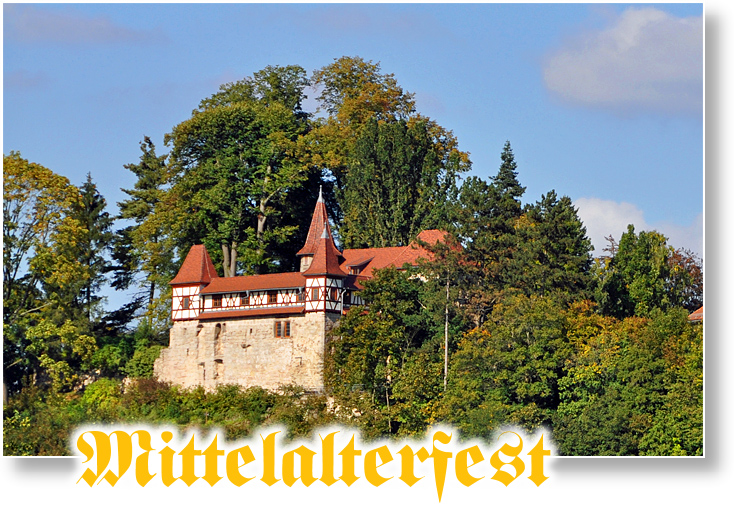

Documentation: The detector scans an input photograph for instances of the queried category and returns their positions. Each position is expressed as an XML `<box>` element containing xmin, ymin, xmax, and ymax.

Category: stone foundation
<box><xmin>153</xmin><ymin>312</ymin><xmax>340</xmax><ymax>392</ymax></box>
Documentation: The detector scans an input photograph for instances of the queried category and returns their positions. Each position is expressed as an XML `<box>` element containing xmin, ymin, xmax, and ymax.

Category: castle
<box><xmin>154</xmin><ymin>190</ymin><xmax>443</xmax><ymax>391</ymax></box>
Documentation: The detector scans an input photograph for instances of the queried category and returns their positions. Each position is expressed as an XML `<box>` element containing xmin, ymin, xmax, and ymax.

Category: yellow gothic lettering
<box><xmin>179</xmin><ymin>435</ymin><xmax>202</xmax><ymax>486</ymax></box>
<box><xmin>527</xmin><ymin>435</ymin><xmax>551</xmax><ymax>486</ymax></box>
<box><xmin>319</xmin><ymin>431</ymin><xmax>339</xmax><ymax>486</ymax></box>
<box><xmin>397</xmin><ymin>445</ymin><xmax>428</xmax><ymax>487</ymax></box>
<box><xmin>455</xmin><ymin>445</ymin><xmax>484</xmax><ymax>487</ymax></box>
<box><xmin>338</xmin><ymin>435</ymin><xmax>361</xmax><ymax>486</ymax></box>
<box><xmin>226</xmin><ymin>444</ymin><xmax>256</xmax><ymax>487</ymax></box>
<box><xmin>159</xmin><ymin>431</ymin><xmax>177</xmax><ymax>486</ymax></box>
<box><xmin>132</xmin><ymin>430</ymin><xmax>156</xmax><ymax>486</ymax></box>
<box><xmin>202</xmin><ymin>435</ymin><xmax>225</xmax><ymax>486</ymax></box>
<box><xmin>282</xmin><ymin>445</ymin><xmax>318</xmax><ymax>487</ymax></box>
<box><xmin>490</xmin><ymin>431</ymin><xmax>525</xmax><ymax>487</ymax></box>
<box><xmin>425</xmin><ymin>431</ymin><xmax>453</xmax><ymax>502</ymax></box>
<box><xmin>364</xmin><ymin>445</ymin><xmax>393</xmax><ymax>486</ymax></box>
<box><xmin>261</xmin><ymin>432</ymin><xmax>280</xmax><ymax>486</ymax></box>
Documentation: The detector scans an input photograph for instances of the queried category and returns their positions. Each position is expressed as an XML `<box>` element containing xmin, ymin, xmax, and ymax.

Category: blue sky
<box><xmin>4</xmin><ymin>2</ymin><xmax>704</xmax><ymax>262</ymax></box>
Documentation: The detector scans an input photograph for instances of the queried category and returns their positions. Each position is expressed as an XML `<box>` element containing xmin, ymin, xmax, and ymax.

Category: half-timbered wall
<box><xmin>304</xmin><ymin>276</ymin><xmax>345</xmax><ymax>312</ymax></box>
<box><xmin>171</xmin><ymin>285</ymin><xmax>205</xmax><ymax>321</ymax></box>
<box><xmin>200</xmin><ymin>289</ymin><xmax>306</xmax><ymax>313</ymax></box>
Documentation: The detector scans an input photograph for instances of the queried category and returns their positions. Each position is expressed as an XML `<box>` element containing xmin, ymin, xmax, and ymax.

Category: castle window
<box><xmin>182</xmin><ymin>296</ymin><xmax>190</xmax><ymax>310</ymax></box>
<box><xmin>239</xmin><ymin>292</ymin><xmax>249</xmax><ymax>307</ymax></box>
<box><xmin>212</xmin><ymin>294</ymin><xmax>222</xmax><ymax>308</ymax></box>
<box><xmin>274</xmin><ymin>320</ymin><xmax>291</xmax><ymax>338</ymax></box>
<box><xmin>267</xmin><ymin>290</ymin><xmax>278</xmax><ymax>304</ymax></box>
<box><xmin>297</xmin><ymin>290</ymin><xmax>306</xmax><ymax>302</ymax></box>
<box><xmin>311</xmin><ymin>287</ymin><xmax>320</xmax><ymax>301</ymax></box>
<box><xmin>343</xmin><ymin>291</ymin><xmax>351</xmax><ymax>305</ymax></box>
<box><xmin>330</xmin><ymin>287</ymin><xmax>339</xmax><ymax>301</ymax></box>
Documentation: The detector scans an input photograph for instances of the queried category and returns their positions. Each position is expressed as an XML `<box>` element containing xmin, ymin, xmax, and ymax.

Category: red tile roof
<box><xmin>171</xmin><ymin>221</ymin><xmax>446</xmax><ymax>296</ymax></box>
<box><xmin>303</xmin><ymin>224</ymin><xmax>348</xmax><ymax>278</ymax></box>
<box><xmin>170</xmin><ymin>245</ymin><xmax>219</xmax><ymax>285</ymax></box>
<box><xmin>200</xmin><ymin>272</ymin><xmax>306</xmax><ymax>294</ymax></box>
<box><xmin>197</xmin><ymin>306</ymin><xmax>305</xmax><ymax>320</ymax></box>
<box><xmin>297</xmin><ymin>188</ymin><xmax>333</xmax><ymax>257</ymax></box>
<box><xmin>339</xmin><ymin>230</ymin><xmax>445</xmax><ymax>278</ymax></box>
<box><xmin>688</xmin><ymin>306</ymin><xmax>703</xmax><ymax>322</ymax></box>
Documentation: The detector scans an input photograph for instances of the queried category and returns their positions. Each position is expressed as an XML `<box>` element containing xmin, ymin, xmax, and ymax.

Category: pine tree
<box><xmin>116</xmin><ymin>137</ymin><xmax>175</xmax><ymax>328</ymax></box>
<box><xmin>517</xmin><ymin>191</ymin><xmax>593</xmax><ymax>299</ymax></box>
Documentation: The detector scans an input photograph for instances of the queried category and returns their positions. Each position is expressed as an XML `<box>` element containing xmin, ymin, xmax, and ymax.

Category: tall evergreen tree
<box><xmin>492</xmin><ymin>140</ymin><xmax>525</xmax><ymax>221</ymax></box>
<box><xmin>454</xmin><ymin>141</ymin><xmax>526</xmax><ymax>322</ymax></box>
<box><xmin>72</xmin><ymin>174</ymin><xmax>114</xmax><ymax>324</ymax></box>
<box><xmin>116</xmin><ymin>136</ymin><xmax>174</xmax><ymax>326</ymax></box>
<box><xmin>514</xmin><ymin>191</ymin><xmax>593</xmax><ymax>298</ymax></box>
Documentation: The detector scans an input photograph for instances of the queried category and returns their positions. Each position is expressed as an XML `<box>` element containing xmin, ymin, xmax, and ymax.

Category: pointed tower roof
<box><xmin>303</xmin><ymin>222</ymin><xmax>347</xmax><ymax>278</ymax></box>
<box><xmin>297</xmin><ymin>186</ymin><xmax>335</xmax><ymax>257</ymax></box>
<box><xmin>170</xmin><ymin>245</ymin><xmax>219</xmax><ymax>285</ymax></box>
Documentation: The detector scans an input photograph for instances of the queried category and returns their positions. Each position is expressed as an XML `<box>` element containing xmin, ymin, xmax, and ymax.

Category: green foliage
<box><xmin>597</xmin><ymin>225</ymin><xmax>673</xmax><ymax>318</ymax></box>
<box><xmin>325</xmin><ymin>268</ymin><xmax>445</xmax><ymax>438</ymax></box>
<box><xmin>3</xmin><ymin>381</ymin><xmax>338</xmax><ymax>455</ymax></box>
<box><xmin>440</xmin><ymin>294</ymin><xmax>570</xmax><ymax>436</ymax></box>
<box><xmin>116</xmin><ymin>136</ymin><xmax>175</xmax><ymax>331</ymax></box>
<box><xmin>122</xmin><ymin>345</ymin><xmax>164</xmax><ymax>379</ymax></box>
<box><xmin>165</xmin><ymin>68</ymin><xmax>312</xmax><ymax>275</ymax></box>
<box><xmin>553</xmin><ymin>306</ymin><xmax>702</xmax><ymax>455</ymax></box>
<box><xmin>339</xmin><ymin>117</ymin><xmax>467</xmax><ymax>249</ymax></box>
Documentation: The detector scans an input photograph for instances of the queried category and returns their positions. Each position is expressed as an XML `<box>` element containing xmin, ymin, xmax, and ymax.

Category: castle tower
<box><xmin>297</xmin><ymin>186</ymin><xmax>340</xmax><ymax>272</ymax></box>
<box><xmin>169</xmin><ymin>244</ymin><xmax>218</xmax><ymax>320</ymax></box>
<box><xmin>303</xmin><ymin>222</ymin><xmax>347</xmax><ymax>313</ymax></box>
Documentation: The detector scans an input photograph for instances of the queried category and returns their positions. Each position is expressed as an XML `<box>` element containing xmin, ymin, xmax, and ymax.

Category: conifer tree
<box><xmin>116</xmin><ymin>137</ymin><xmax>175</xmax><ymax>330</ymax></box>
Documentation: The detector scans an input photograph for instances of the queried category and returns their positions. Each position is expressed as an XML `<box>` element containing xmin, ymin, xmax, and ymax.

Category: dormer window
<box><xmin>349</xmin><ymin>266</ymin><xmax>362</xmax><ymax>275</ymax></box>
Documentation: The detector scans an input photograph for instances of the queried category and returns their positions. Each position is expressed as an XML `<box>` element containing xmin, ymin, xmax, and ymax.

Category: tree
<box><xmin>310</xmin><ymin>56</ymin><xmax>417</xmax><ymax>194</ymax></box>
<box><xmin>597</xmin><ymin>225</ymin><xmax>672</xmax><ymax>318</ymax></box>
<box><xmin>116</xmin><ymin>137</ymin><xmax>175</xmax><ymax>327</ymax></box>
<box><xmin>439</xmin><ymin>294</ymin><xmax>570</xmax><ymax>437</ymax></box>
<box><xmin>325</xmin><ymin>267</ymin><xmax>441</xmax><ymax>437</ymax></box>
<box><xmin>69</xmin><ymin>174</ymin><xmax>114</xmax><ymax>324</ymax></box>
<box><xmin>3</xmin><ymin>153</ymin><xmax>81</xmax><ymax>324</ymax></box>
<box><xmin>453</xmin><ymin>141</ymin><xmax>526</xmax><ymax>323</ymax></box>
<box><xmin>665</xmin><ymin>248</ymin><xmax>703</xmax><ymax>313</ymax></box>
<box><xmin>197</xmin><ymin>65</ymin><xmax>310</xmax><ymax>118</ymax></box>
<box><xmin>339</xmin><ymin>117</ymin><xmax>467</xmax><ymax>248</ymax></box>
<box><xmin>514</xmin><ymin>190</ymin><xmax>593</xmax><ymax>299</ymax></box>
<box><xmin>3</xmin><ymin>153</ymin><xmax>99</xmax><ymax>392</ymax></box>
<box><xmin>165</xmin><ymin>66</ymin><xmax>312</xmax><ymax>275</ymax></box>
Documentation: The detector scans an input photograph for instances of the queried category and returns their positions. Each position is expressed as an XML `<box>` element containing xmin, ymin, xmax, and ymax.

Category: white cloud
<box><xmin>543</xmin><ymin>7</ymin><xmax>702</xmax><ymax>116</ymax></box>
<box><xmin>4</xmin><ymin>4</ymin><xmax>165</xmax><ymax>45</ymax></box>
<box><xmin>575</xmin><ymin>197</ymin><xmax>702</xmax><ymax>256</ymax></box>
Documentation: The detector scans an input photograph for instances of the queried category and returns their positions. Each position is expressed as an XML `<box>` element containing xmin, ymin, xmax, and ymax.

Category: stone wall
<box><xmin>154</xmin><ymin>312</ymin><xmax>340</xmax><ymax>392</ymax></box>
